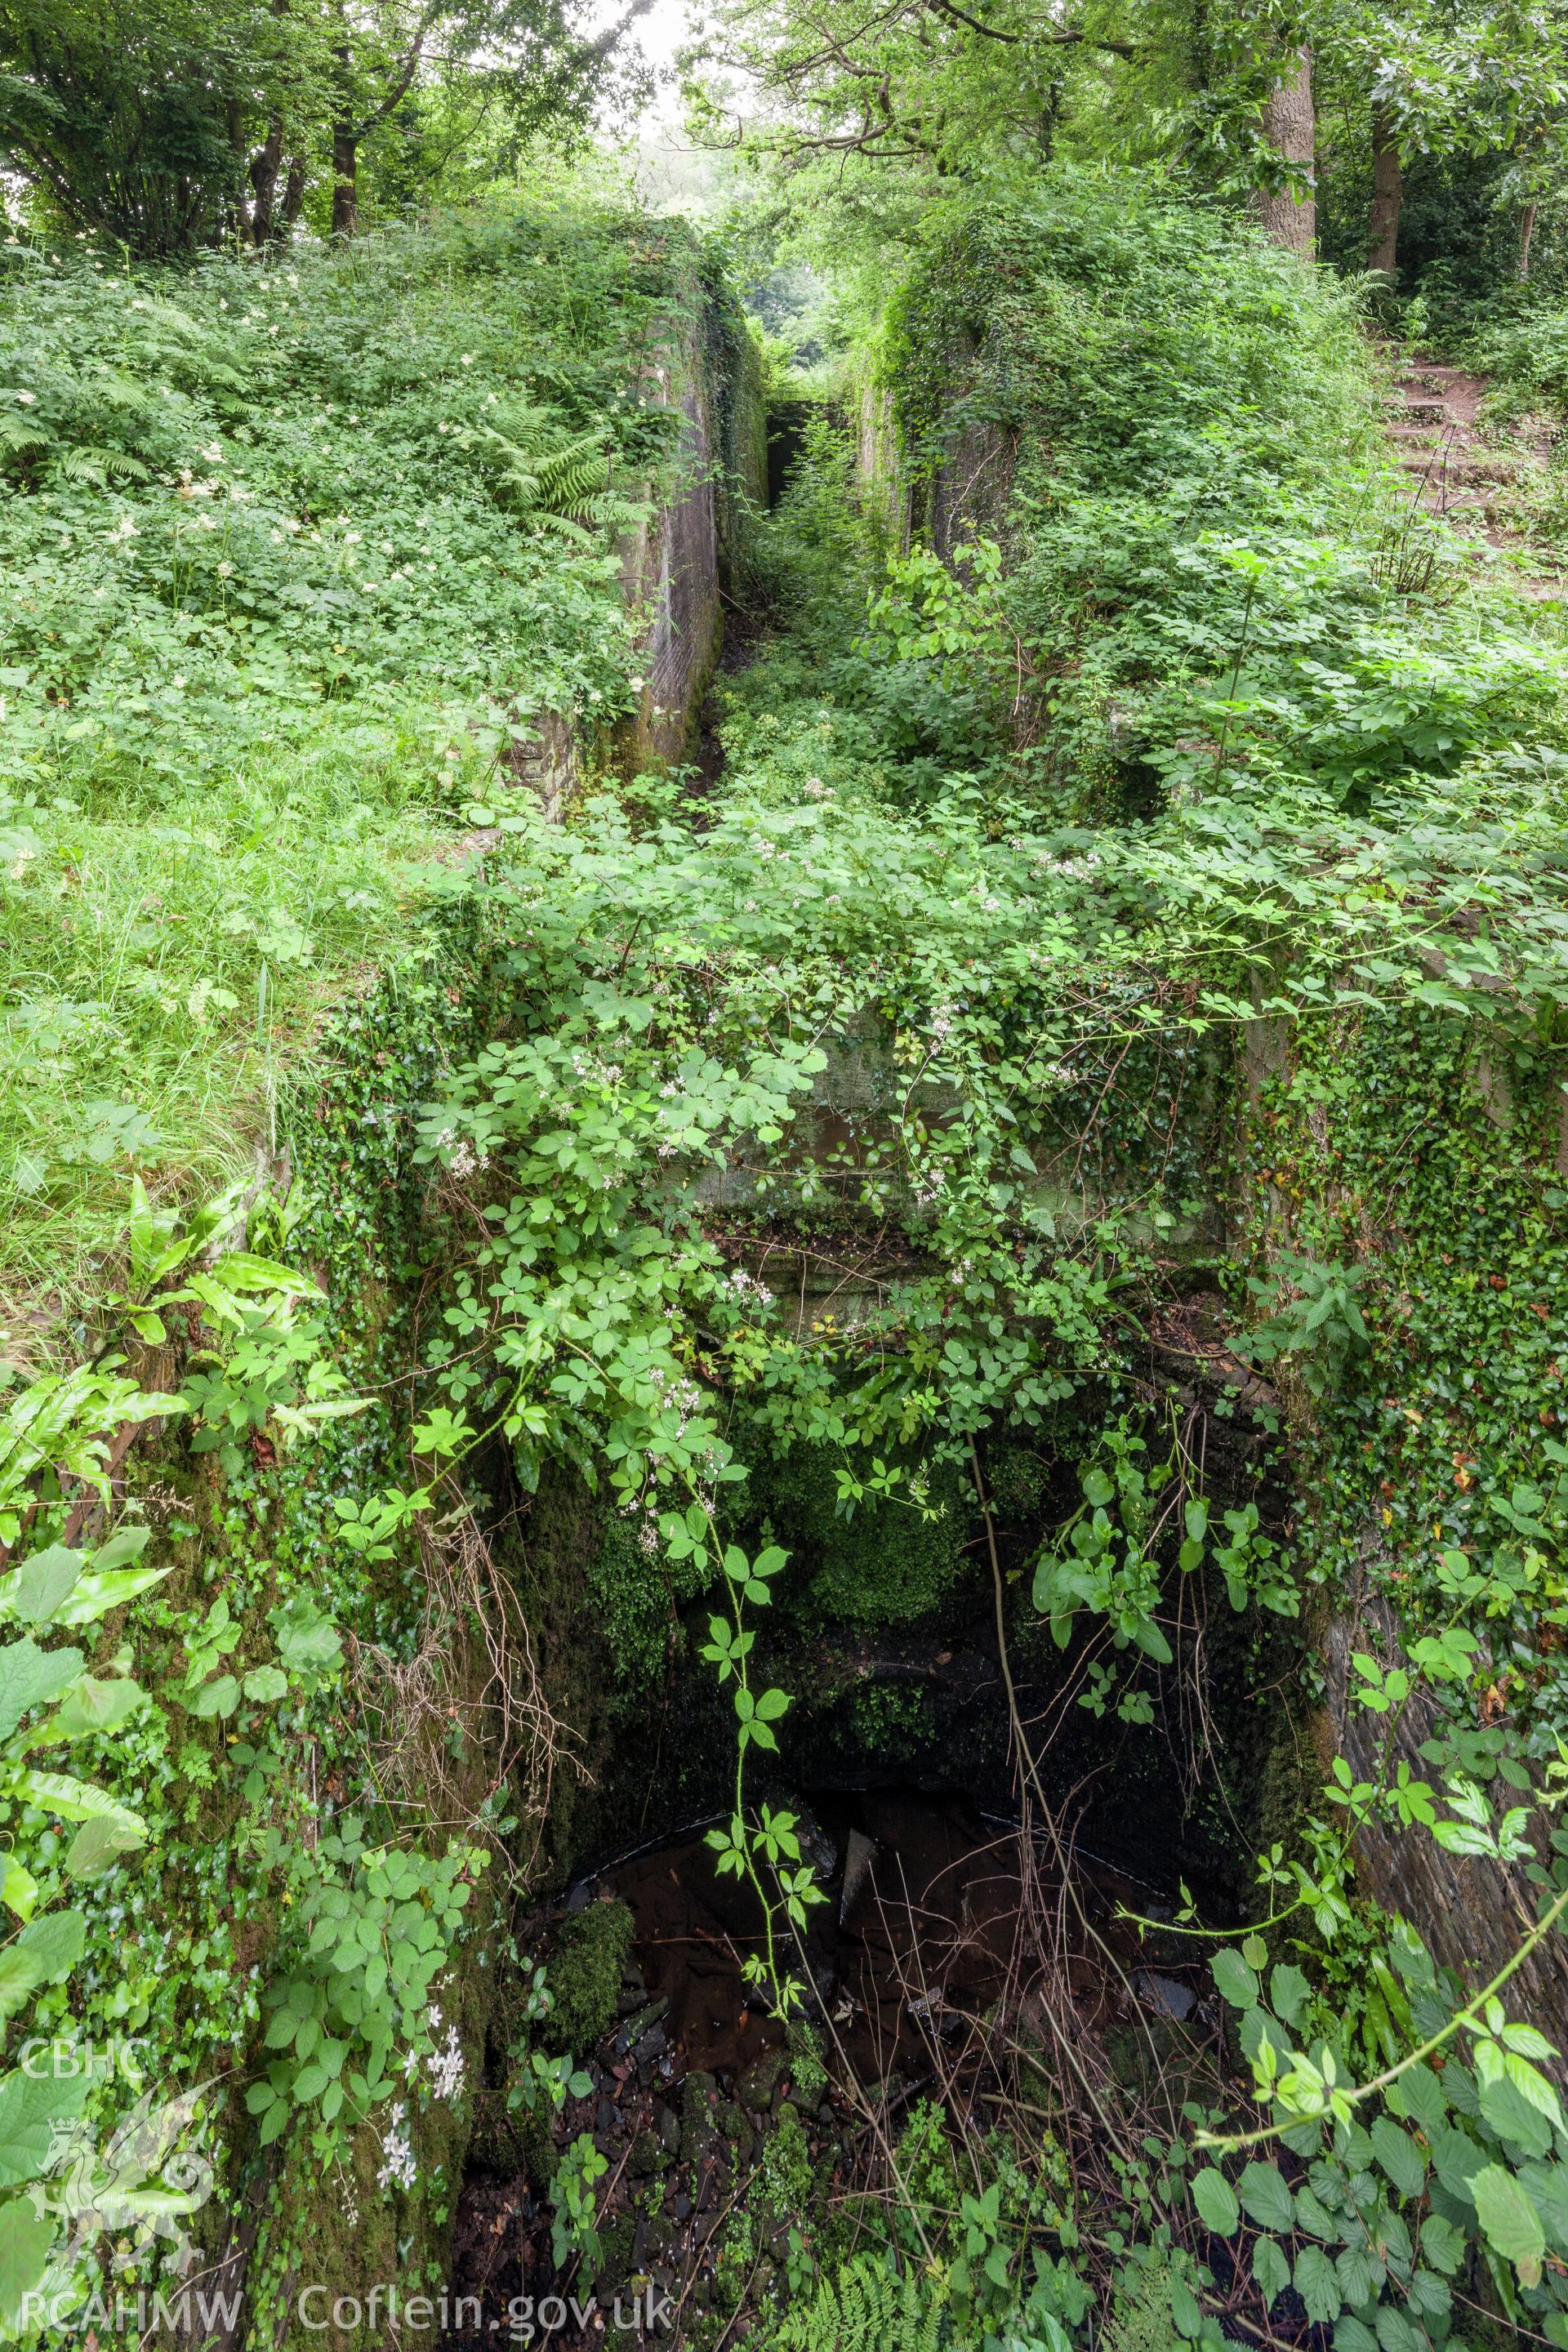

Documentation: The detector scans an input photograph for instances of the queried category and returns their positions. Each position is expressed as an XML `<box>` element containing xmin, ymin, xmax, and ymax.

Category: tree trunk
<box><xmin>225</xmin><ymin>95</ymin><xmax>252</xmax><ymax>243</ymax></box>
<box><xmin>250</xmin><ymin>120</ymin><xmax>285</xmax><ymax>246</ymax></box>
<box><xmin>1521</xmin><ymin>198</ymin><xmax>1538</xmax><ymax>280</ymax></box>
<box><xmin>282</xmin><ymin>155</ymin><xmax>307</xmax><ymax>229</ymax></box>
<box><xmin>1190</xmin><ymin>0</ymin><xmax>1210</xmax><ymax>93</ymax></box>
<box><xmin>1368</xmin><ymin>105</ymin><xmax>1401</xmax><ymax>278</ymax></box>
<box><xmin>1256</xmin><ymin>46</ymin><xmax>1316</xmax><ymax>259</ymax></box>
<box><xmin>332</xmin><ymin>121</ymin><xmax>358</xmax><ymax>237</ymax></box>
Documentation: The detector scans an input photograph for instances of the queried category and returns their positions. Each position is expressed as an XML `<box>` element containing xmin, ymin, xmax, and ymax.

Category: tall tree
<box><xmin>0</xmin><ymin>0</ymin><xmax>303</xmax><ymax>253</ymax></box>
<box><xmin>0</xmin><ymin>0</ymin><xmax>653</xmax><ymax>254</ymax></box>
<box><xmin>1367</xmin><ymin>99</ymin><xmax>1400</xmax><ymax>273</ymax></box>
<box><xmin>689</xmin><ymin>0</ymin><xmax>1143</xmax><ymax>177</ymax></box>
<box><xmin>1255</xmin><ymin>39</ymin><xmax>1316</xmax><ymax>253</ymax></box>
<box><xmin>327</xmin><ymin>0</ymin><xmax>653</xmax><ymax>234</ymax></box>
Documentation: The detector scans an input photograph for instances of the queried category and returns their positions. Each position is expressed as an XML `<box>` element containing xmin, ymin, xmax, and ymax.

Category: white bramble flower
<box><xmin>14</xmin><ymin>390</ymin><xmax>36</xmax><ymax>407</ymax></box>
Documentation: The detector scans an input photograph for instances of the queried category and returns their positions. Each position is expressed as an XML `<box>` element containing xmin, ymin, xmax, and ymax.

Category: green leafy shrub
<box><xmin>0</xmin><ymin>203</ymin><xmax>692</xmax><ymax>1311</ymax></box>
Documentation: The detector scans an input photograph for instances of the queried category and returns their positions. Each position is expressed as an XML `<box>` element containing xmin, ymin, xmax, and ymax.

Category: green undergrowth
<box><xmin>369</xmin><ymin>174</ymin><xmax>1568</xmax><ymax>2345</ymax></box>
<box><xmin>0</xmin><ymin>200</ymin><xmax>695</xmax><ymax>1326</ymax></box>
<box><xmin>9</xmin><ymin>166</ymin><xmax>1568</xmax><ymax>2352</ymax></box>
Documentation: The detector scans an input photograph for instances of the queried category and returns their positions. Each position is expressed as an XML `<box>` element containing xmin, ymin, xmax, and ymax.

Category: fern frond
<box><xmin>90</xmin><ymin>374</ymin><xmax>158</xmax><ymax>417</ymax></box>
<box><xmin>50</xmin><ymin>445</ymin><xmax>149</xmax><ymax>487</ymax></box>
<box><xmin>756</xmin><ymin>2253</ymin><xmax>936</xmax><ymax>2352</ymax></box>
<box><xmin>467</xmin><ymin>421</ymin><xmax>611</xmax><ymax>527</ymax></box>
<box><xmin>524</xmin><ymin>430</ymin><xmax>610</xmax><ymax>518</ymax></box>
<box><xmin>0</xmin><ymin>416</ymin><xmax>51</xmax><ymax>457</ymax></box>
<box><xmin>1104</xmin><ymin>2262</ymin><xmax>1179</xmax><ymax>2352</ymax></box>
<box><xmin>521</xmin><ymin>509</ymin><xmax>595</xmax><ymax>546</ymax></box>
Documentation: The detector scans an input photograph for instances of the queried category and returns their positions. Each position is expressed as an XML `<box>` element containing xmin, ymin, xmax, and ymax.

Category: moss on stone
<box><xmin>754</xmin><ymin>2102</ymin><xmax>813</xmax><ymax>2233</ymax></box>
<box><xmin>736</xmin><ymin>1429</ymin><xmax>972</xmax><ymax>1625</ymax></box>
<box><xmin>539</xmin><ymin>1897</ymin><xmax>635</xmax><ymax>2056</ymax></box>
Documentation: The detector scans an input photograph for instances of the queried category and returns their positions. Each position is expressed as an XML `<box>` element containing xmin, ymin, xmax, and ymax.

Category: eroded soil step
<box><xmin>1398</xmin><ymin>454</ymin><xmax>1526</xmax><ymax>485</ymax></box>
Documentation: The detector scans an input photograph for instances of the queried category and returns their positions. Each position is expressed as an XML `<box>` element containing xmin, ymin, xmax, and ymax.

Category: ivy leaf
<box><xmin>1189</xmin><ymin>2167</ymin><xmax>1239</xmax><ymax>2236</ymax></box>
<box><xmin>271</xmin><ymin>1596</ymin><xmax>343</xmax><ymax>1683</ymax></box>
<box><xmin>1471</xmin><ymin>2163</ymin><xmax>1546</xmax><ymax>2286</ymax></box>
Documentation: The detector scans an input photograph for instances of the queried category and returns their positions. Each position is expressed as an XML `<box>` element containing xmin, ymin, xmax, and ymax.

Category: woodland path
<box><xmin>1386</xmin><ymin>352</ymin><xmax>1564</xmax><ymax>599</ymax></box>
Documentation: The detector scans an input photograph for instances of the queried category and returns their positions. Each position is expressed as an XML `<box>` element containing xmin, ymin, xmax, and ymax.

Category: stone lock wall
<box><xmin>509</xmin><ymin>278</ymin><xmax>765</xmax><ymax>800</ymax></box>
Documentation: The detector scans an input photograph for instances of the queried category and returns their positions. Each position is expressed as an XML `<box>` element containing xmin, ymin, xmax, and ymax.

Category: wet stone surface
<box><xmin>440</xmin><ymin>1790</ymin><xmax>1205</xmax><ymax>2350</ymax></box>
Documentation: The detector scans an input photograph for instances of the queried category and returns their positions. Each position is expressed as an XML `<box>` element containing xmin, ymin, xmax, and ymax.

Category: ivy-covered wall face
<box><xmin>1239</xmin><ymin>998</ymin><xmax>1568</xmax><ymax>2009</ymax></box>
